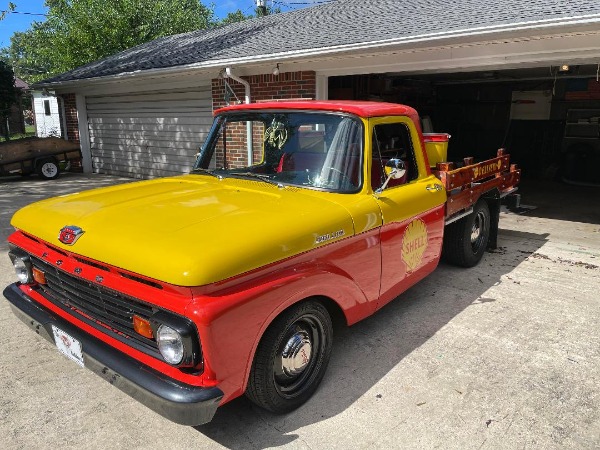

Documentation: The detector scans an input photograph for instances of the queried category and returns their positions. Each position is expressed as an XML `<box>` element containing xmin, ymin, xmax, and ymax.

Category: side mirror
<box><xmin>384</xmin><ymin>158</ymin><xmax>406</xmax><ymax>180</ymax></box>
<box><xmin>375</xmin><ymin>159</ymin><xmax>406</xmax><ymax>194</ymax></box>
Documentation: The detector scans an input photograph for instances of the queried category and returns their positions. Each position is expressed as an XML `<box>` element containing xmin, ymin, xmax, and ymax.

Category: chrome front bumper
<box><xmin>3</xmin><ymin>283</ymin><xmax>223</xmax><ymax>426</ymax></box>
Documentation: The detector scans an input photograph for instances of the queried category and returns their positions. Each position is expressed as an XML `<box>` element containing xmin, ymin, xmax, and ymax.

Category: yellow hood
<box><xmin>11</xmin><ymin>175</ymin><xmax>355</xmax><ymax>286</ymax></box>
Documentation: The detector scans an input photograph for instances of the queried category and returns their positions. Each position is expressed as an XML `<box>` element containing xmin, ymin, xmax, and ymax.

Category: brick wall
<box><xmin>60</xmin><ymin>93</ymin><xmax>83</xmax><ymax>171</ymax></box>
<box><xmin>211</xmin><ymin>71</ymin><xmax>316</xmax><ymax>110</ymax></box>
<box><xmin>211</xmin><ymin>71</ymin><xmax>316</xmax><ymax>168</ymax></box>
<box><xmin>60</xmin><ymin>93</ymin><xmax>79</xmax><ymax>143</ymax></box>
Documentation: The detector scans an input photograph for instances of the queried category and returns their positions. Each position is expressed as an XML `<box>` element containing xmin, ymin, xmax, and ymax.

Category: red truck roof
<box><xmin>215</xmin><ymin>100</ymin><xmax>419</xmax><ymax>119</ymax></box>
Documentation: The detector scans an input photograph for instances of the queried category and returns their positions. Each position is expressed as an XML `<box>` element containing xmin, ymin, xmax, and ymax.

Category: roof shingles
<box><xmin>40</xmin><ymin>0</ymin><xmax>600</xmax><ymax>85</ymax></box>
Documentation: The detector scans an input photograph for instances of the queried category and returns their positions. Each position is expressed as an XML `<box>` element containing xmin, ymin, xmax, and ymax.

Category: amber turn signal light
<box><xmin>133</xmin><ymin>315</ymin><xmax>154</xmax><ymax>339</ymax></box>
<box><xmin>32</xmin><ymin>267</ymin><xmax>46</xmax><ymax>285</ymax></box>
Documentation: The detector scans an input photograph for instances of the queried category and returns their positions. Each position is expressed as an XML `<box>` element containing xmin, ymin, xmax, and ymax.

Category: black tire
<box><xmin>443</xmin><ymin>199</ymin><xmax>490</xmax><ymax>267</ymax></box>
<box><xmin>36</xmin><ymin>158</ymin><xmax>60</xmax><ymax>180</ymax></box>
<box><xmin>246</xmin><ymin>300</ymin><xmax>333</xmax><ymax>413</ymax></box>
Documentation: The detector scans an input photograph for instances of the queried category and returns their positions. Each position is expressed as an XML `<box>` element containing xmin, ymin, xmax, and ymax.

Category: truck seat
<box><xmin>277</xmin><ymin>151</ymin><xmax>361</xmax><ymax>188</ymax></box>
<box><xmin>276</xmin><ymin>152</ymin><xmax>326</xmax><ymax>173</ymax></box>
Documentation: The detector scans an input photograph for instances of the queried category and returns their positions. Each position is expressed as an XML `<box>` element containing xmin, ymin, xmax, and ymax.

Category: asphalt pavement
<box><xmin>0</xmin><ymin>173</ymin><xmax>599</xmax><ymax>449</ymax></box>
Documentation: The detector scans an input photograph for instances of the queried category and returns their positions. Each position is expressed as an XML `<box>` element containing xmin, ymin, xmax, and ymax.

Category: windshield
<box><xmin>193</xmin><ymin>111</ymin><xmax>363</xmax><ymax>193</ymax></box>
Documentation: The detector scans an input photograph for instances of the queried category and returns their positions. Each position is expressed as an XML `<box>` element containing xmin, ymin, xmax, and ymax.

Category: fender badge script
<box><xmin>315</xmin><ymin>229</ymin><xmax>345</xmax><ymax>245</ymax></box>
<box><xmin>58</xmin><ymin>225</ymin><xmax>85</xmax><ymax>245</ymax></box>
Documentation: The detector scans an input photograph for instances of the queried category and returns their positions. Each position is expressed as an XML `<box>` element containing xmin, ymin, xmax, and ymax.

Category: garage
<box><xmin>85</xmin><ymin>83</ymin><xmax>213</xmax><ymax>178</ymax></box>
<box><xmin>34</xmin><ymin>0</ymin><xmax>600</xmax><ymax>188</ymax></box>
<box><xmin>328</xmin><ymin>64</ymin><xmax>600</xmax><ymax>186</ymax></box>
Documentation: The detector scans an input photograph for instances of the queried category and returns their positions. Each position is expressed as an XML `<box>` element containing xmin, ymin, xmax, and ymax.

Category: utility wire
<box><xmin>271</xmin><ymin>0</ymin><xmax>334</xmax><ymax>10</ymax></box>
<box><xmin>0</xmin><ymin>10</ymin><xmax>48</xmax><ymax>17</ymax></box>
<box><xmin>273</xmin><ymin>0</ymin><xmax>334</xmax><ymax>5</ymax></box>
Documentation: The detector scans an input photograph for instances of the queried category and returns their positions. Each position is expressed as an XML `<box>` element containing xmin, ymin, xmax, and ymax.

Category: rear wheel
<box><xmin>36</xmin><ymin>158</ymin><xmax>60</xmax><ymax>180</ymax></box>
<box><xmin>246</xmin><ymin>300</ymin><xmax>333</xmax><ymax>413</ymax></box>
<box><xmin>443</xmin><ymin>199</ymin><xmax>490</xmax><ymax>267</ymax></box>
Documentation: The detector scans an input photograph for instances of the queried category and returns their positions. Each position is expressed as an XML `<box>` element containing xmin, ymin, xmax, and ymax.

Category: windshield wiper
<box><xmin>229</xmin><ymin>172</ymin><xmax>282</xmax><ymax>187</ymax></box>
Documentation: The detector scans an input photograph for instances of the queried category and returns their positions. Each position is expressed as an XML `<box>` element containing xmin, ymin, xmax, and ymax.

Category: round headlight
<box><xmin>156</xmin><ymin>324</ymin><xmax>184</xmax><ymax>365</ymax></box>
<box><xmin>9</xmin><ymin>253</ymin><xmax>33</xmax><ymax>284</ymax></box>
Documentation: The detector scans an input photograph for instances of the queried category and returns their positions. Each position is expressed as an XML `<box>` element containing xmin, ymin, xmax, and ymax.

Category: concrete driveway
<box><xmin>1</xmin><ymin>174</ymin><xmax>599</xmax><ymax>449</ymax></box>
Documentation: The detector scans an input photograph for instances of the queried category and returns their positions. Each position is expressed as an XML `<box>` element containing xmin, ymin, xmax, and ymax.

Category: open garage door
<box><xmin>85</xmin><ymin>85</ymin><xmax>213</xmax><ymax>178</ymax></box>
<box><xmin>329</xmin><ymin>65</ymin><xmax>600</xmax><ymax>185</ymax></box>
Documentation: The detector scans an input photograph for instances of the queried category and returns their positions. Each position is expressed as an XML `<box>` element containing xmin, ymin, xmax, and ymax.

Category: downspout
<box><xmin>224</xmin><ymin>67</ymin><xmax>252</xmax><ymax>164</ymax></box>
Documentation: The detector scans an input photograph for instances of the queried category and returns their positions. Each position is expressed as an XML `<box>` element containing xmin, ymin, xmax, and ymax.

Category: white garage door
<box><xmin>86</xmin><ymin>85</ymin><xmax>213</xmax><ymax>178</ymax></box>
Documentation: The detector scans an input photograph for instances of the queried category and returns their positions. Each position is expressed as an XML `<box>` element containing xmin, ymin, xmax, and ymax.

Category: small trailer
<box><xmin>0</xmin><ymin>137</ymin><xmax>81</xmax><ymax>180</ymax></box>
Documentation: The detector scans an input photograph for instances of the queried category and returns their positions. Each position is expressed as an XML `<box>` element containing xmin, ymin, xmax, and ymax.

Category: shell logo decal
<box><xmin>401</xmin><ymin>219</ymin><xmax>428</xmax><ymax>272</ymax></box>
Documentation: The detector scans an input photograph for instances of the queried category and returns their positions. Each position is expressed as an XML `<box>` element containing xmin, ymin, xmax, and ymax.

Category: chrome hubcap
<box><xmin>280</xmin><ymin>331</ymin><xmax>312</xmax><ymax>376</ymax></box>
<box><xmin>272</xmin><ymin>313</ymin><xmax>326</xmax><ymax>399</ymax></box>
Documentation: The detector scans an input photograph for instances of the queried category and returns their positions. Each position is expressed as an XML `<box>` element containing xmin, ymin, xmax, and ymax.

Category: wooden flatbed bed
<box><xmin>435</xmin><ymin>149</ymin><xmax>521</xmax><ymax>219</ymax></box>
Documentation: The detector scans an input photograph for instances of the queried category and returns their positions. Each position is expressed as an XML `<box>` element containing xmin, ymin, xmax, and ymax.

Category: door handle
<box><xmin>426</xmin><ymin>184</ymin><xmax>443</xmax><ymax>192</ymax></box>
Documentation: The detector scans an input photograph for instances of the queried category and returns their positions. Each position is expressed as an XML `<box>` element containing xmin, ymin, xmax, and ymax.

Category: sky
<box><xmin>0</xmin><ymin>0</ymin><xmax>48</xmax><ymax>48</ymax></box>
<box><xmin>0</xmin><ymin>0</ymin><xmax>319</xmax><ymax>49</ymax></box>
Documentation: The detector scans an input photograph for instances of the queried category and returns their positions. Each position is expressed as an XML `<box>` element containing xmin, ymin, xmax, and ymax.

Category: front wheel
<box><xmin>443</xmin><ymin>199</ymin><xmax>491</xmax><ymax>267</ymax></box>
<box><xmin>246</xmin><ymin>300</ymin><xmax>333</xmax><ymax>413</ymax></box>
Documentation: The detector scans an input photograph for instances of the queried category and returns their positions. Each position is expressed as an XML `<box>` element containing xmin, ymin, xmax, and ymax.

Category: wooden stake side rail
<box><xmin>433</xmin><ymin>149</ymin><xmax>521</xmax><ymax>218</ymax></box>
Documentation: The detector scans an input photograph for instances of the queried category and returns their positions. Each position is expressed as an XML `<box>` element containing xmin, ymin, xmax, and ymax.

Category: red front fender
<box><xmin>186</xmin><ymin>232</ymin><xmax>381</xmax><ymax>403</ymax></box>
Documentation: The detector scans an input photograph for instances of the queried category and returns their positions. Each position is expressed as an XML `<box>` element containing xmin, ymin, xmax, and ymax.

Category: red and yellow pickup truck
<box><xmin>3</xmin><ymin>101</ymin><xmax>520</xmax><ymax>425</ymax></box>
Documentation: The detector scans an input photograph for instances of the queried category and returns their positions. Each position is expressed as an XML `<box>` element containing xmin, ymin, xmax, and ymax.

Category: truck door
<box><xmin>370</xmin><ymin>117</ymin><xmax>446</xmax><ymax>310</ymax></box>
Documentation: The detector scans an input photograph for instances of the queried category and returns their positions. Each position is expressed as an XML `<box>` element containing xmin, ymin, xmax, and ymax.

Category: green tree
<box><xmin>216</xmin><ymin>5</ymin><xmax>281</xmax><ymax>26</ymax></box>
<box><xmin>1</xmin><ymin>30</ymin><xmax>53</xmax><ymax>83</ymax></box>
<box><xmin>0</xmin><ymin>60</ymin><xmax>17</xmax><ymax>140</ymax></box>
<box><xmin>219</xmin><ymin>9</ymin><xmax>252</xmax><ymax>26</ymax></box>
<box><xmin>3</xmin><ymin>0</ymin><xmax>217</xmax><ymax>83</ymax></box>
<box><xmin>0</xmin><ymin>2</ymin><xmax>16</xmax><ymax>21</ymax></box>
<box><xmin>1</xmin><ymin>1</ymin><xmax>279</xmax><ymax>84</ymax></box>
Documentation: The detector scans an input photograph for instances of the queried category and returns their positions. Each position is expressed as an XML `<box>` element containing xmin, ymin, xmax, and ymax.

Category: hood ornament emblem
<box><xmin>58</xmin><ymin>226</ymin><xmax>85</xmax><ymax>245</ymax></box>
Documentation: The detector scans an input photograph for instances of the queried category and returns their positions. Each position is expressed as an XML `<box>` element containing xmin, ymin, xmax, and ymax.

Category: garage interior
<box><xmin>329</xmin><ymin>65</ymin><xmax>600</xmax><ymax>223</ymax></box>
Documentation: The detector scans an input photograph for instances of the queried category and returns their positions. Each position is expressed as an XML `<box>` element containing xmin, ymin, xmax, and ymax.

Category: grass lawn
<box><xmin>0</xmin><ymin>126</ymin><xmax>36</xmax><ymax>143</ymax></box>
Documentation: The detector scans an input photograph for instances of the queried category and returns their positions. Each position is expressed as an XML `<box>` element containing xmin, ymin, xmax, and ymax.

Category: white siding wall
<box><xmin>86</xmin><ymin>85</ymin><xmax>212</xmax><ymax>178</ymax></box>
<box><xmin>33</xmin><ymin>92</ymin><xmax>62</xmax><ymax>138</ymax></box>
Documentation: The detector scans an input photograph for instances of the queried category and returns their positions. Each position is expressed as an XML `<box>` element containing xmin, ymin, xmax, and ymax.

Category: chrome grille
<box><xmin>30</xmin><ymin>256</ymin><xmax>159</xmax><ymax>354</ymax></box>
